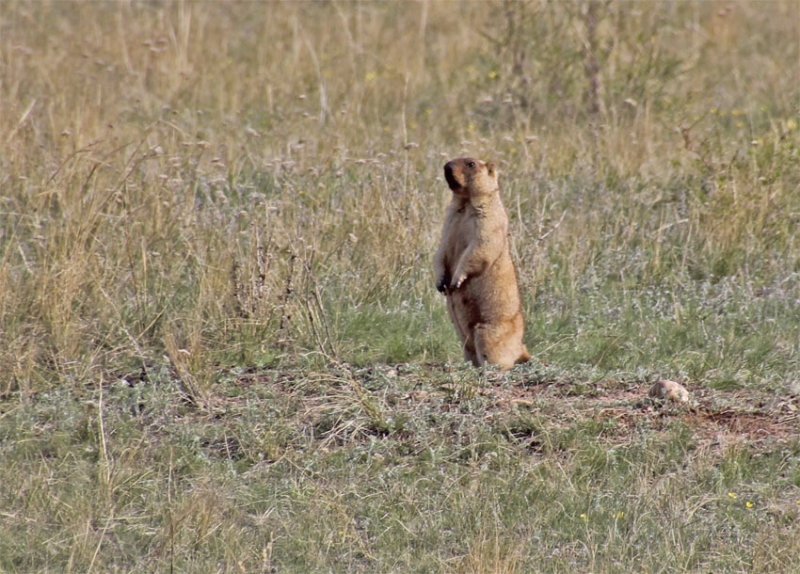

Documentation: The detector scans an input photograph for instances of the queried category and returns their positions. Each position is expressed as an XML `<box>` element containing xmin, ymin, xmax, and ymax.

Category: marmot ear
<box><xmin>486</xmin><ymin>162</ymin><xmax>497</xmax><ymax>177</ymax></box>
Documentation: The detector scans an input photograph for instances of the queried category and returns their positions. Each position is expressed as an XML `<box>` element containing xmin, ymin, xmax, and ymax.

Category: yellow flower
<box><xmin>728</xmin><ymin>492</ymin><xmax>738</xmax><ymax>499</ymax></box>
<box><xmin>617</xmin><ymin>511</ymin><xmax>625</xmax><ymax>519</ymax></box>
<box><xmin>746</xmin><ymin>501</ymin><xmax>754</xmax><ymax>508</ymax></box>
<box><xmin>488</xmin><ymin>70</ymin><xmax>498</xmax><ymax>80</ymax></box>
<box><xmin>580</xmin><ymin>513</ymin><xmax>588</xmax><ymax>521</ymax></box>
<box><xmin>365</xmin><ymin>71</ymin><xmax>377</xmax><ymax>82</ymax></box>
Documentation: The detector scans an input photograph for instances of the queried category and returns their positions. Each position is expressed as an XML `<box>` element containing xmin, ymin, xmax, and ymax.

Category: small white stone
<box><xmin>648</xmin><ymin>379</ymin><xmax>690</xmax><ymax>403</ymax></box>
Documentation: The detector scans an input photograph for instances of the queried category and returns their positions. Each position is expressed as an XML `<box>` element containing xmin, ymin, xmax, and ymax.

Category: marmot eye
<box><xmin>467</xmin><ymin>161</ymin><xmax>476</xmax><ymax>168</ymax></box>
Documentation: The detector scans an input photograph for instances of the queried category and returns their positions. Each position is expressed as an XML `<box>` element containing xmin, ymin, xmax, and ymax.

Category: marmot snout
<box><xmin>444</xmin><ymin>161</ymin><xmax>461</xmax><ymax>190</ymax></box>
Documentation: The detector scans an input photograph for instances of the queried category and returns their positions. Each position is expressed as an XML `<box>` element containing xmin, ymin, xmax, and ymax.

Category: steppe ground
<box><xmin>1</xmin><ymin>1</ymin><xmax>800</xmax><ymax>572</ymax></box>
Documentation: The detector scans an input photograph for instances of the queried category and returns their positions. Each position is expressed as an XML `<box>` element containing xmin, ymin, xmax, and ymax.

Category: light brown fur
<box><xmin>434</xmin><ymin>158</ymin><xmax>530</xmax><ymax>370</ymax></box>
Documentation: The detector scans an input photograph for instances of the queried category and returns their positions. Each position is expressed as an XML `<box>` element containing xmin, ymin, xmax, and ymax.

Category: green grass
<box><xmin>2</xmin><ymin>364</ymin><xmax>799</xmax><ymax>572</ymax></box>
<box><xmin>1</xmin><ymin>1</ymin><xmax>800</xmax><ymax>572</ymax></box>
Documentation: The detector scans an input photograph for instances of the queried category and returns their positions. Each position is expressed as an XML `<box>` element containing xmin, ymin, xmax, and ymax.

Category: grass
<box><xmin>1</xmin><ymin>0</ymin><xmax>800</xmax><ymax>572</ymax></box>
<box><xmin>2</xmin><ymin>364</ymin><xmax>799</xmax><ymax>572</ymax></box>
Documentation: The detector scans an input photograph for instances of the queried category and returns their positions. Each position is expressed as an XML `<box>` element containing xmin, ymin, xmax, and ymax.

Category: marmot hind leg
<box><xmin>446</xmin><ymin>297</ymin><xmax>480</xmax><ymax>366</ymax></box>
<box><xmin>473</xmin><ymin>319</ymin><xmax>530</xmax><ymax>371</ymax></box>
<box><xmin>462</xmin><ymin>341</ymin><xmax>480</xmax><ymax>367</ymax></box>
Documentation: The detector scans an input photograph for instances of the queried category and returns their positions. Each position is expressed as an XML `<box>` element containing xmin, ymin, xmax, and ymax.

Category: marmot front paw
<box><xmin>449</xmin><ymin>274</ymin><xmax>466</xmax><ymax>291</ymax></box>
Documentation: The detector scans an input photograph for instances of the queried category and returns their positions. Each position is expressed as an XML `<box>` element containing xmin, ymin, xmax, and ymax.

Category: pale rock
<box><xmin>648</xmin><ymin>379</ymin><xmax>690</xmax><ymax>403</ymax></box>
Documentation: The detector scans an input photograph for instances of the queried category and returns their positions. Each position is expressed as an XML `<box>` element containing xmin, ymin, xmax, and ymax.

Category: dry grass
<box><xmin>2</xmin><ymin>361</ymin><xmax>798</xmax><ymax>572</ymax></box>
<box><xmin>2</xmin><ymin>1</ymin><xmax>799</xmax><ymax>383</ymax></box>
<box><xmin>1</xmin><ymin>1</ymin><xmax>800</xmax><ymax>571</ymax></box>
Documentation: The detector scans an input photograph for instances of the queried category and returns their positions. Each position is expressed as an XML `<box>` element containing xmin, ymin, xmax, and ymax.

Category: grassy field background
<box><xmin>1</xmin><ymin>1</ymin><xmax>799</xmax><ymax>572</ymax></box>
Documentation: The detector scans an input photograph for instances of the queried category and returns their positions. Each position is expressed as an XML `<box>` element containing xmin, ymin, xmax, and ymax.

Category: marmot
<box><xmin>434</xmin><ymin>157</ymin><xmax>530</xmax><ymax>370</ymax></box>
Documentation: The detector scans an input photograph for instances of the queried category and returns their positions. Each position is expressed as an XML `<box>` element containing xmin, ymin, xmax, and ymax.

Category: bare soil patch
<box><xmin>487</xmin><ymin>376</ymin><xmax>800</xmax><ymax>447</ymax></box>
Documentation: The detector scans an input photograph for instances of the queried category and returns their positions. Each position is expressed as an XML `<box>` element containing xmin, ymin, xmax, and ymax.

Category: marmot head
<box><xmin>443</xmin><ymin>158</ymin><xmax>498</xmax><ymax>198</ymax></box>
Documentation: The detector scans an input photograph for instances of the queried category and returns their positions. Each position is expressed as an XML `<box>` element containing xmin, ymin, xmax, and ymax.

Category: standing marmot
<box><xmin>434</xmin><ymin>157</ymin><xmax>530</xmax><ymax>370</ymax></box>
